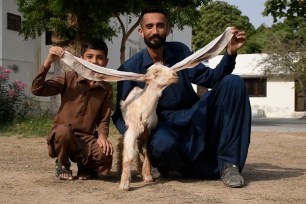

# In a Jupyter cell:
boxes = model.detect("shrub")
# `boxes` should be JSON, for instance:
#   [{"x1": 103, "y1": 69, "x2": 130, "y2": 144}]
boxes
[{"x1": 0, "y1": 66, "x2": 29, "y2": 122}]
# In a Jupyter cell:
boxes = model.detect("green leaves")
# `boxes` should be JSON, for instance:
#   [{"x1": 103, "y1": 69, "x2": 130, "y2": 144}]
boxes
[
  {"x1": 263, "y1": 0, "x2": 306, "y2": 22},
  {"x1": 192, "y1": 1, "x2": 255, "y2": 52}
]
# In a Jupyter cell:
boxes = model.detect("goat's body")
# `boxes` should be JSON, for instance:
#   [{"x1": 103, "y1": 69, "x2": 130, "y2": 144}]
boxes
[{"x1": 118, "y1": 63, "x2": 178, "y2": 191}]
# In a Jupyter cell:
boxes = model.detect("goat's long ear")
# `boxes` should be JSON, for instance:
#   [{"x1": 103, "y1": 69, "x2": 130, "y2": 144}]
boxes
[
  {"x1": 170, "y1": 27, "x2": 233, "y2": 72},
  {"x1": 61, "y1": 51, "x2": 146, "y2": 82}
]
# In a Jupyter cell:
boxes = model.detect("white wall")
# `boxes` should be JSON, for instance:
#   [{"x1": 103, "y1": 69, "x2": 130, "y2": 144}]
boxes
[
  {"x1": 251, "y1": 80, "x2": 295, "y2": 118},
  {"x1": 208, "y1": 54, "x2": 306, "y2": 118},
  {"x1": 1, "y1": 0, "x2": 39, "y2": 97}
]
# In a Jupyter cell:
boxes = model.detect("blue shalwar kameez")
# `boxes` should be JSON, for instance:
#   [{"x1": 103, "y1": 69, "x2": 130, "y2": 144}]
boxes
[{"x1": 112, "y1": 41, "x2": 251, "y2": 179}]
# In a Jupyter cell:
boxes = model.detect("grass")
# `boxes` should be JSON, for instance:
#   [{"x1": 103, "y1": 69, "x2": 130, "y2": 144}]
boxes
[
  {"x1": 0, "y1": 115, "x2": 120, "y2": 138},
  {"x1": 0, "y1": 115, "x2": 53, "y2": 137}
]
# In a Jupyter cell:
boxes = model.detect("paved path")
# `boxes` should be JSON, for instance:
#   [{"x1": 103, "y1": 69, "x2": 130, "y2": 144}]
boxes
[{"x1": 251, "y1": 118, "x2": 306, "y2": 132}]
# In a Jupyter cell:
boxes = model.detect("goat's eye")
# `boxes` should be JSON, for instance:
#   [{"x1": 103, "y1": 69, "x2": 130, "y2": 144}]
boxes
[{"x1": 153, "y1": 70, "x2": 160, "y2": 76}]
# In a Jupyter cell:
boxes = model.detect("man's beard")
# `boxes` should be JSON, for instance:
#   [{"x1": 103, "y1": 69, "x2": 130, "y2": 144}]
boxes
[{"x1": 144, "y1": 34, "x2": 166, "y2": 49}]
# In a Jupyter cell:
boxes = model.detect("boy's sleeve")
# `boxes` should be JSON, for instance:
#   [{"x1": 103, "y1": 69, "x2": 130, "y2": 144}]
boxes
[{"x1": 96, "y1": 86, "x2": 113, "y2": 137}]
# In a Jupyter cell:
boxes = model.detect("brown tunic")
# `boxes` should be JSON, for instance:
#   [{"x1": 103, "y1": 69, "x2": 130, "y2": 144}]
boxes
[
  {"x1": 31, "y1": 65, "x2": 113, "y2": 175},
  {"x1": 31, "y1": 65, "x2": 113, "y2": 137}
]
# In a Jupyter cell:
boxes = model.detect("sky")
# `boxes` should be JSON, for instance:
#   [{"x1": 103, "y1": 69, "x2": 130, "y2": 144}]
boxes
[{"x1": 220, "y1": 0, "x2": 275, "y2": 28}]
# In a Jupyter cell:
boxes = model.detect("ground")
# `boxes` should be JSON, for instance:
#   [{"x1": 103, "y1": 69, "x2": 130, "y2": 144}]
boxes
[{"x1": 0, "y1": 131, "x2": 305, "y2": 204}]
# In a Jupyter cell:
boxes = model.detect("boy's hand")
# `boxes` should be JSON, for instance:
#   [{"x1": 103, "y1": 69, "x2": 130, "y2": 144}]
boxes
[
  {"x1": 97, "y1": 134, "x2": 113, "y2": 156},
  {"x1": 43, "y1": 46, "x2": 65, "y2": 68}
]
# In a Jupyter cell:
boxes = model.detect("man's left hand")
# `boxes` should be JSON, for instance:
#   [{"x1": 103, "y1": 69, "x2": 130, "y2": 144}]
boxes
[{"x1": 227, "y1": 27, "x2": 246, "y2": 55}]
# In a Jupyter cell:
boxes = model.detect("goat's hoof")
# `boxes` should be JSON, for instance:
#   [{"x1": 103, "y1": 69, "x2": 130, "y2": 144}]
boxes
[
  {"x1": 143, "y1": 175, "x2": 153, "y2": 183},
  {"x1": 119, "y1": 181, "x2": 130, "y2": 191}
]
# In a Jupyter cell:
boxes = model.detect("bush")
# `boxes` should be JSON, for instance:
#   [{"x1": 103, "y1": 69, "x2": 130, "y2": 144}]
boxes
[{"x1": 0, "y1": 66, "x2": 29, "y2": 122}]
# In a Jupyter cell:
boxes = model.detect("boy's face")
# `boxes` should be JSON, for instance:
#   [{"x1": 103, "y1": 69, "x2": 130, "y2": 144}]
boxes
[{"x1": 81, "y1": 48, "x2": 108, "y2": 67}]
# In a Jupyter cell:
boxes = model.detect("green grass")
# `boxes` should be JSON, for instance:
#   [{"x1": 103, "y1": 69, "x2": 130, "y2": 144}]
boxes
[
  {"x1": 0, "y1": 115, "x2": 120, "y2": 138},
  {"x1": 0, "y1": 115, "x2": 53, "y2": 137}
]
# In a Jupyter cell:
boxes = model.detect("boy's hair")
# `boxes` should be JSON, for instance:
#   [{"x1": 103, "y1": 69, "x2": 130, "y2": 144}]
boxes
[
  {"x1": 80, "y1": 38, "x2": 108, "y2": 57},
  {"x1": 139, "y1": 7, "x2": 169, "y2": 24}
]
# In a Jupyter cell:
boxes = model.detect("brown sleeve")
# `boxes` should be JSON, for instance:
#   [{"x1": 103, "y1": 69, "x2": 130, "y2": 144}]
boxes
[
  {"x1": 96, "y1": 84, "x2": 113, "y2": 137},
  {"x1": 31, "y1": 64, "x2": 66, "y2": 96}
]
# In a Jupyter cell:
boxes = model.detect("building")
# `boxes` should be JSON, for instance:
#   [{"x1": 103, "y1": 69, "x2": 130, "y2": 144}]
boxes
[{"x1": 209, "y1": 54, "x2": 306, "y2": 118}]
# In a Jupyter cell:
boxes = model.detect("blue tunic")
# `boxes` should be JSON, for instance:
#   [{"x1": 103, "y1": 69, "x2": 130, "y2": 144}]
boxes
[{"x1": 112, "y1": 41, "x2": 251, "y2": 178}]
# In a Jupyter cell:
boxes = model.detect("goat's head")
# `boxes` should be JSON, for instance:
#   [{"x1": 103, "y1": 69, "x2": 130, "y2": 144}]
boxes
[{"x1": 144, "y1": 63, "x2": 178, "y2": 89}]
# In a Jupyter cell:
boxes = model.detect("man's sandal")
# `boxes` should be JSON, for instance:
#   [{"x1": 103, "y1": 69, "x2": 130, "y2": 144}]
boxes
[{"x1": 55, "y1": 160, "x2": 73, "y2": 180}]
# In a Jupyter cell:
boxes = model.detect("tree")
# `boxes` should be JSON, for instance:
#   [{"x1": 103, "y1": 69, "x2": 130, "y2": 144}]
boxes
[
  {"x1": 263, "y1": 0, "x2": 306, "y2": 22},
  {"x1": 192, "y1": 1, "x2": 255, "y2": 53},
  {"x1": 258, "y1": 18, "x2": 306, "y2": 110},
  {"x1": 113, "y1": 0, "x2": 211, "y2": 64},
  {"x1": 17, "y1": 0, "x2": 210, "y2": 64},
  {"x1": 17, "y1": 0, "x2": 210, "y2": 114}
]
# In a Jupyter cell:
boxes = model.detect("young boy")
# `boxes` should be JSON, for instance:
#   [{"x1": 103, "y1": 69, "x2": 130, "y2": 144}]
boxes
[{"x1": 32, "y1": 38, "x2": 113, "y2": 180}]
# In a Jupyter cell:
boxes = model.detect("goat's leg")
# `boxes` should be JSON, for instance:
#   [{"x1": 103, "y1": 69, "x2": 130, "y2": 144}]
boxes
[
  {"x1": 116, "y1": 136, "x2": 124, "y2": 174},
  {"x1": 136, "y1": 138, "x2": 146, "y2": 177},
  {"x1": 141, "y1": 142, "x2": 153, "y2": 182},
  {"x1": 135, "y1": 149, "x2": 143, "y2": 177},
  {"x1": 119, "y1": 129, "x2": 137, "y2": 191}
]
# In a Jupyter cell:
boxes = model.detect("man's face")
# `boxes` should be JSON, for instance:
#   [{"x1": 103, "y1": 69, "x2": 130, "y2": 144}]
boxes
[
  {"x1": 139, "y1": 13, "x2": 170, "y2": 49},
  {"x1": 81, "y1": 49, "x2": 108, "y2": 67}
]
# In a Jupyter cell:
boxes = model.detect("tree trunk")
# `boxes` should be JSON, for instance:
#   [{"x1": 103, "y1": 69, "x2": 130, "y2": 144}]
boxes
[{"x1": 120, "y1": 36, "x2": 127, "y2": 65}]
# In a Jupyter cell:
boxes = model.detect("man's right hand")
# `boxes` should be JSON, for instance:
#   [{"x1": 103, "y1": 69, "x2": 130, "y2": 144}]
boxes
[{"x1": 43, "y1": 46, "x2": 65, "y2": 68}]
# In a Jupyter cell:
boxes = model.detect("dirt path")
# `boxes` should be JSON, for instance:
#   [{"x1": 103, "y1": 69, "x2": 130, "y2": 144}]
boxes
[{"x1": 0, "y1": 131, "x2": 305, "y2": 204}]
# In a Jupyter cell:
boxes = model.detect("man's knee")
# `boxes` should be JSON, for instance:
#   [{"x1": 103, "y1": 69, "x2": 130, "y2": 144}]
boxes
[
  {"x1": 221, "y1": 75, "x2": 245, "y2": 90},
  {"x1": 149, "y1": 132, "x2": 178, "y2": 156}
]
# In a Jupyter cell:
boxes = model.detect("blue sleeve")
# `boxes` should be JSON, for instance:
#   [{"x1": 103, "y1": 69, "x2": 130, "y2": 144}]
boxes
[
  {"x1": 187, "y1": 51, "x2": 237, "y2": 88},
  {"x1": 111, "y1": 81, "x2": 127, "y2": 135}
]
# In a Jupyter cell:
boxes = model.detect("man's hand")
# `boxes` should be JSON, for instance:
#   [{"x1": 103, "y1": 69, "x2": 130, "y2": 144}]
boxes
[
  {"x1": 226, "y1": 27, "x2": 246, "y2": 55},
  {"x1": 43, "y1": 46, "x2": 65, "y2": 68},
  {"x1": 97, "y1": 134, "x2": 113, "y2": 156}
]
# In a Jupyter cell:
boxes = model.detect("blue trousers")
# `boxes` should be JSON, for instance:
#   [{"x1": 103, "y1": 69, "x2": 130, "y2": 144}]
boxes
[{"x1": 147, "y1": 75, "x2": 251, "y2": 179}]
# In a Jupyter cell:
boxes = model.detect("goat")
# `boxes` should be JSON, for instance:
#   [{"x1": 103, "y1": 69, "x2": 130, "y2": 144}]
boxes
[{"x1": 118, "y1": 63, "x2": 178, "y2": 191}]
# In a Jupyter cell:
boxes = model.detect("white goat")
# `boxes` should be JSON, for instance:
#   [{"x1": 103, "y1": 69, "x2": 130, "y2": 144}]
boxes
[{"x1": 118, "y1": 63, "x2": 178, "y2": 191}]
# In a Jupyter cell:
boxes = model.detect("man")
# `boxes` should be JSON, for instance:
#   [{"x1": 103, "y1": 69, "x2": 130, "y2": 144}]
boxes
[
  {"x1": 32, "y1": 38, "x2": 113, "y2": 180},
  {"x1": 112, "y1": 7, "x2": 251, "y2": 188}
]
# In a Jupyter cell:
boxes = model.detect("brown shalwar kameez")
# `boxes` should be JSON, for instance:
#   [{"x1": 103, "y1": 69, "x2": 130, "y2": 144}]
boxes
[{"x1": 32, "y1": 65, "x2": 113, "y2": 175}]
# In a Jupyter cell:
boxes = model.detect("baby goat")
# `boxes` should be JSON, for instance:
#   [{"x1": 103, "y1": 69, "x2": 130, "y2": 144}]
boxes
[{"x1": 119, "y1": 63, "x2": 178, "y2": 191}]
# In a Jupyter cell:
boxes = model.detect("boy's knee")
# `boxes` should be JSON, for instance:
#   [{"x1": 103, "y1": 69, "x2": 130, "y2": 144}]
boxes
[{"x1": 52, "y1": 124, "x2": 75, "y2": 144}]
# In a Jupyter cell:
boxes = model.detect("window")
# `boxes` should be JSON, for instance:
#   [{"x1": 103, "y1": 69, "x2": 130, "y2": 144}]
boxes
[
  {"x1": 295, "y1": 82, "x2": 306, "y2": 111},
  {"x1": 45, "y1": 31, "x2": 53, "y2": 45},
  {"x1": 244, "y1": 77, "x2": 267, "y2": 97},
  {"x1": 7, "y1": 13, "x2": 21, "y2": 31}
]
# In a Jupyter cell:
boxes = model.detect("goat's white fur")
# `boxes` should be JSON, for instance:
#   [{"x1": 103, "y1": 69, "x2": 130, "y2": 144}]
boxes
[{"x1": 118, "y1": 63, "x2": 178, "y2": 191}]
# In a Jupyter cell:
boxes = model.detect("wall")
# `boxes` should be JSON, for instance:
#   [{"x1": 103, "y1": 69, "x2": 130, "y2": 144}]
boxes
[
  {"x1": 209, "y1": 54, "x2": 306, "y2": 118},
  {"x1": 1, "y1": 0, "x2": 38, "y2": 97}
]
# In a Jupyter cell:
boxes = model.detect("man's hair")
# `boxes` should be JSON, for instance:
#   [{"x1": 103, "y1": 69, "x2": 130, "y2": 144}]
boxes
[
  {"x1": 80, "y1": 38, "x2": 108, "y2": 57},
  {"x1": 139, "y1": 7, "x2": 169, "y2": 24}
]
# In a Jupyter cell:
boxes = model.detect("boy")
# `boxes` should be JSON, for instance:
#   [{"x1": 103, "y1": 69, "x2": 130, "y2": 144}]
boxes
[{"x1": 32, "y1": 38, "x2": 113, "y2": 180}]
